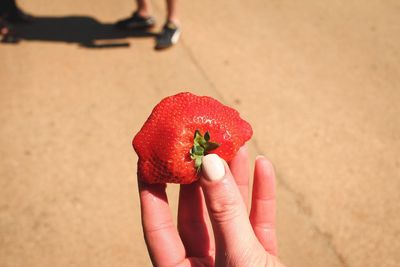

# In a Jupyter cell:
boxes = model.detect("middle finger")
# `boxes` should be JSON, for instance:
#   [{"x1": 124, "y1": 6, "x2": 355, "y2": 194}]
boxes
[{"x1": 178, "y1": 181, "x2": 214, "y2": 257}]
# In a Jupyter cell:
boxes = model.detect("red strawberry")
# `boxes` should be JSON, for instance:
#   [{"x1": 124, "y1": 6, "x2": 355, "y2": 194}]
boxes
[{"x1": 132, "y1": 92, "x2": 252, "y2": 184}]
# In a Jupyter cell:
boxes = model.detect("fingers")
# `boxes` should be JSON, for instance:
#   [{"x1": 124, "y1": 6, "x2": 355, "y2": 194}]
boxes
[
  {"x1": 249, "y1": 156, "x2": 278, "y2": 256},
  {"x1": 138, "y1": 180, "x2": 186, "y2": 266},
  {"x1": 200, "y1": 154, "x2": 261, "y2": 263},
  {"x1": 178, "y1": 182, "x2": 213, "y2": 257},
  {"x1": 229, "y1": 145, "x2": 250, "y2": 208}
]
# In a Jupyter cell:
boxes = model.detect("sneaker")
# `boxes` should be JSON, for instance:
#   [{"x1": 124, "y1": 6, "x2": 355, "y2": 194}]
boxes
[
  {"x1": 155, "y1": 21, "x2": 181, "y2": 49},
  {"x1": 115, "y1": 11, "x2": 155, "y2": 30}
]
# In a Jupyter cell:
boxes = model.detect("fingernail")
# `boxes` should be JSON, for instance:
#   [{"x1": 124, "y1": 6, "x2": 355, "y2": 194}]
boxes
[
  {"x1": 256, "y1": 155, "x2": 265, "y2": 161},
  {"x1": 202, "y1": 154, "x2": 225, "y2": 181}
]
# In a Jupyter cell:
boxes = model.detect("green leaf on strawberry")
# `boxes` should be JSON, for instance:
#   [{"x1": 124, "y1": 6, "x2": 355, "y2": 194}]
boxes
[{"x1": 190, "y1": 130, "x2": 220, "y2": 172}]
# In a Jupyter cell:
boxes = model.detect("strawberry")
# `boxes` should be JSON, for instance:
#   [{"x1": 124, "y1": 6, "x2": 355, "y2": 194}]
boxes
[{"x1": 132, "y1": 92, "x2": 252, "y2": 184}]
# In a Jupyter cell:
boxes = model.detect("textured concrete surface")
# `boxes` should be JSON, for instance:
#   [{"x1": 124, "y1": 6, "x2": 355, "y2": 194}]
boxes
[{"x1": 1, "y1": 0, "x2": 399, "y2": 266}]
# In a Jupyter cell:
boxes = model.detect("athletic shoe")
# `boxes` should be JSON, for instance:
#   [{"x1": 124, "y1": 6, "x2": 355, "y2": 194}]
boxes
[
  {"x1": 155, "y1": 21, "x2": 181, "y2": 49},
  {"x1": 115, "y1": 12, "x2": 155, "y2": 30}
]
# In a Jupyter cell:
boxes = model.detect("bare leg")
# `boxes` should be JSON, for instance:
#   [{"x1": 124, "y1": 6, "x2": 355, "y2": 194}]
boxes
[
  {"x1": 136, "y1": 0, "x2": 152, "y2": 17},
  {"x1": 155, "y1": 0, "x2": 181, "y2": 49},
  {"x1": 166, "y1": 0, "x2": 180, "y2": 25}
]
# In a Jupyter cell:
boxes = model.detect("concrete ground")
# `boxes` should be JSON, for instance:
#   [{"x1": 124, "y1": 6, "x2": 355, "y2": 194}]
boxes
[{"x1": 1, "y1": 0, "x2": 399, "y2": 266}]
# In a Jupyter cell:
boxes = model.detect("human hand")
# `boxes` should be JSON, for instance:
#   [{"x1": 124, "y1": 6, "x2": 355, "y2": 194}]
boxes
[{"x1": 138, "y1": 146, "x2": 286, "y2": 267}]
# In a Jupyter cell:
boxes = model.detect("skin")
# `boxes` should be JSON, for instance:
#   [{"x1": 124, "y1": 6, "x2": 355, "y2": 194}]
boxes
[
  {"x1": 136, "y1": 0, "x2": 180, "y2": 25},
  {"x1": 138, "y1": 146, "x2": 286, "y2": 267}
]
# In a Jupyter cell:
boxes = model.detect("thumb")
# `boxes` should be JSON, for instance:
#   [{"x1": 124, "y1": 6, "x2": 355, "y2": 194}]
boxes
[{"x1": 200, "y1": 154, "x2": 258, "y2": 251}]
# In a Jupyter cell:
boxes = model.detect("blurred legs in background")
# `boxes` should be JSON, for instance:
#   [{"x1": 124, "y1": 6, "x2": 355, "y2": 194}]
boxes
[{"x1": 115, "y1": 0, "x2": 181, "y2": 49}]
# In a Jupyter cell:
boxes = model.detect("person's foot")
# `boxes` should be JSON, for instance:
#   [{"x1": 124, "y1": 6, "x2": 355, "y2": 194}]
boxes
[
  {"x1": 115, "y1": 11, "x2": 155, "y2": 30},
  {"x1": 155, "y1": 21, "x2": 181, "y2": 50}
]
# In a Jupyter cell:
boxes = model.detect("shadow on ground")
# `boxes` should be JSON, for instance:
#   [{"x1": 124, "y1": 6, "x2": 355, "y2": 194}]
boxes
[{"x1": 2, "y1": 15, "x2": 157, "y2": 48}]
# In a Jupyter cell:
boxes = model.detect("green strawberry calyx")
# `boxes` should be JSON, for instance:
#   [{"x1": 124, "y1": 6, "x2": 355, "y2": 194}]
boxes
[{"x1": 190, "y1": 130, "x2": 220, "y2": 172}]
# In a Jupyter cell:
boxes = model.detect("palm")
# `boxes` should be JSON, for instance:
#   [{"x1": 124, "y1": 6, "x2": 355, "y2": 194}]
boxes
[{"x1": 138, "y1": 146, "x2": 277, "y2": 266}]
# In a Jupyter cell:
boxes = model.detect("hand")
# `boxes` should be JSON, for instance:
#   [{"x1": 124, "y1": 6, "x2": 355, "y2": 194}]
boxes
[{"x1": 138, "y1": 146, "x2": 286, "y2": 267}]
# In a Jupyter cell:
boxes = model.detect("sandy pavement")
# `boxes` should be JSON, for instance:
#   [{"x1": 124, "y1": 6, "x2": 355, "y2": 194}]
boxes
[{"x1": 1, "y1": 0, "x2": 400, "y2": 266}]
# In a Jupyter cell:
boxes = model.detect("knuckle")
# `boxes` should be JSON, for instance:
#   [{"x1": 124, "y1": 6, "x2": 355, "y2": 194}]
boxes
[{"x1": 209, "y1": 193, "x2": 242, "y2": 223}]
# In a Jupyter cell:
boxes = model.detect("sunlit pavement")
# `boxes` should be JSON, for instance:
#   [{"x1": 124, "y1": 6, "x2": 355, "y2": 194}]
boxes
[{"x1": 1, "y1": 1, "x2": 399, "y2": 266}]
